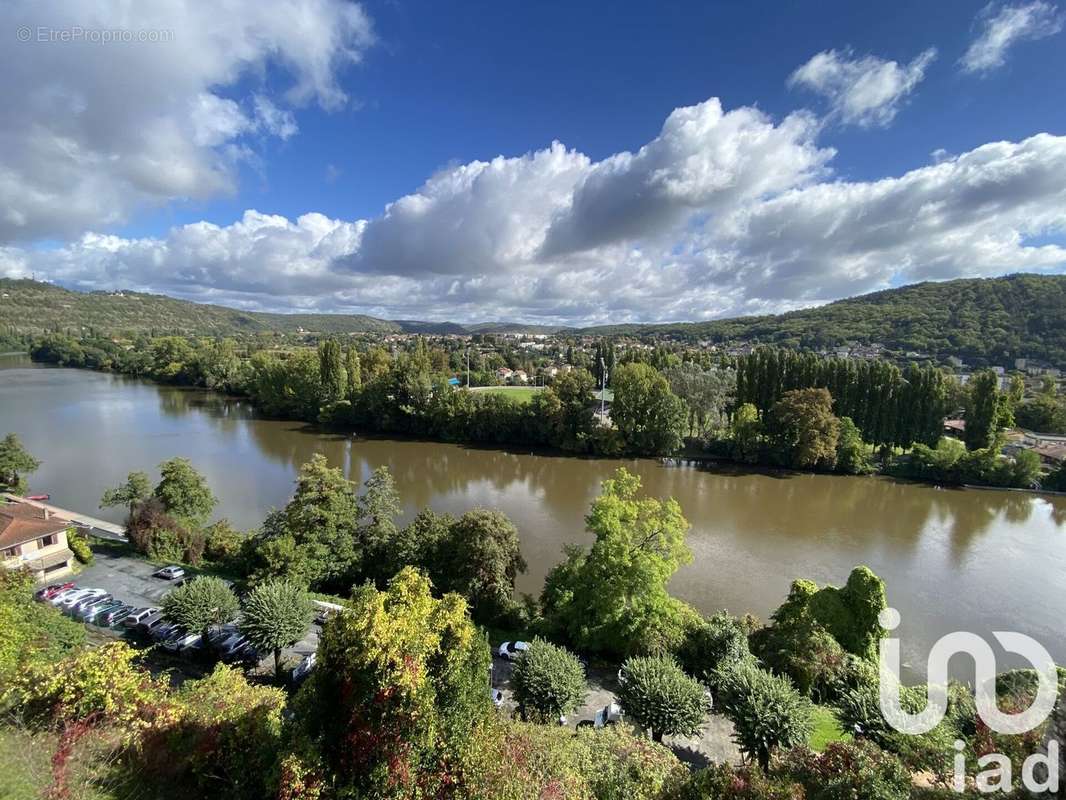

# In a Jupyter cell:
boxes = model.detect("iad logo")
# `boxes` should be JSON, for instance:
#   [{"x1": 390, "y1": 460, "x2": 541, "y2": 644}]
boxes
[{"x1": 878, "y1": 608, "x2": 1060, "y2": 794}]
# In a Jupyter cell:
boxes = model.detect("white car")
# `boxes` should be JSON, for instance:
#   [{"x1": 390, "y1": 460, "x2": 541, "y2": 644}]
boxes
[
  {"x1": 577, "y1": 703, "x2": 623, "y2": 729},
  {"x1": 48, "y1": 587, "x2": 82, "y2": 606},
  {"x1": 497, "y1": 641, "x2": 529, "y2": 661},
  {"x1": 59, "y1": 588, "x2": 105, "y2": 610},
  {"x1": 292, "y1": 652, "x2": 316, "y2": 683},
  {"x1": 153, "y1": 565, "x2": 185, "y2": 580},
  {"x1": 122, "y1": 607, "x2": 160, "y2": 627}
]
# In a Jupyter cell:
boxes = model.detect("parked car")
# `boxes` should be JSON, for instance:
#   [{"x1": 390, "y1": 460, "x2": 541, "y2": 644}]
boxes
[
  {"x1": 48, "y1": 587, "x2": 82, "y2": 606},
  {"x1": 67, "y1": 591, "x2": 110, "y2": 614},
  {"x1": 98, "y1": 604, "x2": 134, "y2": 626},
  {"x1": 58, "y1": 588, "x2": 103, "y2": 609},
  {"x1": 79, "y1": 598, "x2": 120, "y2": 622},
  {"x1": 497, "y1": 641, "x2": 529, "y2": 661},
  {"x1": 164, "y1": 631, "x2": 202, "y2": 652},
  {"x1": 151, "y1": 623, "x2": 180, "y2": 642},
  {"x1": 291, "y1": 653, "x2": 316, "y2": 683},
  {"x1": 122, "y1": 607, "x2": 160, "y2": 627},
  {"x1": 577, "y1": 703, "x2": 623, "y2": 729},
  {"x1": 35, "y1": 581, "x2": 75, "y2": 601},
  {"x1": 137, "y1": 613, "x2": 167, "y2": 634},
  {"x1": 219, "y1": 636, "x2": 250, "y2": 660},
  {"x1": 208, "y1": 623, "x2": 239, "y2": 644},
  {"x1": 153, "y1": 565, "x2": 185, "y2": 580},
  {"x1": 489, "y1": 688, "x2": 504, "y2": 709}
]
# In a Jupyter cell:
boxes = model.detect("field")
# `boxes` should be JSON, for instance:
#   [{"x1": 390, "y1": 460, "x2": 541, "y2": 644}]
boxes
[{"x1": 470, "y1": 386, "x2": 544, "y2": 405}]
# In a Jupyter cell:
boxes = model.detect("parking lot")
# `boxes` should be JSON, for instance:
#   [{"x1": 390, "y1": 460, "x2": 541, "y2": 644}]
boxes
[
  {"x1": 490, "y1": 649, "x2": 741, "y2": 767},
  {"x1": 67, "y1": 548, "x2": 320, "y2": 678}
]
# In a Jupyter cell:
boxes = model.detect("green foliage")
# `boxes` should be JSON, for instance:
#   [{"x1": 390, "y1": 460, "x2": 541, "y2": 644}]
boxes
[
  {"x1": 252, "y1": 455, "x2": 360, "y2": 590},
  {"x1": 616, "y1": 654, "x2": 708, "y2": 742},
  {"x1": 540, "y1": 468, "x2": 692, "y2": 658},
  {"x1": 0, "y1": 432, "x2": 39, "y2": 493},
  {"x1": 730, "y1": 402, "x2": 763, "y2": 463},
  {"x1": 780, "y1": 741, "x2": 911, "y2": 800},
  {"x1": 137, "y1": 664, "x2": 286, "y2": 800},
  {"x1": 965, "y1": 370, "x2": 1001, "y2": 450},
  {"x1": 895, "y1": 435, "x2": 1042, "y2": 489},
  {"x1": 0, "y1": 569, "x2": 85, "y2": 684},
  {"x1": 835, "y1": 416, "x2": 872, "y2": 474},
  {"x1": 715, "y1": 664, "x2": 814, "y2": 771},
  {"x1": 203, "y1": 518, "x2": 245, "y2": 565},
  {"x1": 67, "y1": 527, "x2": 94, "y2": 564},
  {"x1": 610, "y1": 362, "x2": 687, "y2": 455},
  {"x1": 767, "y1": 387, "x2": 840, "y2": 469},
  {"x1": 154, "y1": 457, "x2": 217, "y2": 526},
  {"x1": 161, "y1": 576, "x2": 239, "y2": 638},
  {"x1": 317, "y1": 338, "x2": 345, "y2": 405},
  {"x1": 430, "y1": 508, "x2": 527, "y2": 624},
  {"x1": 239, "y1": 579, "x2": 314, "y2": 679},
  {"x1": 4, "y1": 641, "x2": 161, "y2": 730},
  {"x1": 663, "y1": 362, "x2": 736, "y2": 440},
  {"x1": 676, "y1": 611, "x2": 756, "y2": 688},
  {"x1": 1045, "y1": 460, "x2": 1066, "y2": 491},
  {"x1": 99, "y1": 470, "x2": 152, "y2": 518},
  {"x1": 466, "y1": 720, "x2": 685, "y2": 800},
  {"x1": 295, "y1": 567, "x2": 491, "y2": 799},
  {"x1": 511, "y1": 637, "x2": 587, "y2": 723}
]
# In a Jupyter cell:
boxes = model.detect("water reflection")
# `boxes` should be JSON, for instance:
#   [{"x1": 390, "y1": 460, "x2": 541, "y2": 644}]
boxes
[{"x1": 2, "y1": 356, "x2": 1065, "y2": 675}]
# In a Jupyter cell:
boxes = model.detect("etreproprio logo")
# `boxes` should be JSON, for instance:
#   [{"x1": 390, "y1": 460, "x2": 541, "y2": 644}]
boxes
[{"x1": 878, "y1": 608, "x2": 1060, "y2": 793}]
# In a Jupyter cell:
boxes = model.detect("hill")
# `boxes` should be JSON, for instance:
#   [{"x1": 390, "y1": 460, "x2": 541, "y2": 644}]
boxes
[
  {"x1": 581, "y1": 274, "x2": 1066, "y2": 366},
  {"x1": 3, "y1": 274, "x2": 1066, "y2": 365}
]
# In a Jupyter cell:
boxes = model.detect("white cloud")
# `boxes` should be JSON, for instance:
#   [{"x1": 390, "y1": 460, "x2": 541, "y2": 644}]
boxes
[
  {"x1": 0, "y1": 0, "x2": 373, "y2": 243},
  {"x1": 960, "y1": 1, "x2": 1064, "y2": 74},
  {"x1": 788, "y1": 48, "x2": 937, "y2": 128},
  {"x1": 7, "y1": 100, "x2": 1066, "y2": 325}
]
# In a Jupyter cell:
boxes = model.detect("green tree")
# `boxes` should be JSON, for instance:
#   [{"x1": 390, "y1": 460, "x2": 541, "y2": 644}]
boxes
[
  {"x1": 345, "y1": 347, "x2": 362, "y2": 400},
  {"x1": 616, "y1": 654, "x2": 708, "y2": 743},
  {"x1": 430, "y1": 508, "x2": 527, "y2": 623},
  {"x1": 100, "y1": 470, "x2": 152, "y2": 518},
  {"x1": 677, "y1": 612, "x2": 756, "y2": 688},
  {"x1": 834, "y1": 416, "x2": 871, "y2": 474},
  {"x1": 0, "y1": 433, "x2": 40, "y2": 494},
  {"x1": 154, "y1": 457, "x2": 216, "y2": 526},
  {"x1": 295, "y1": 568, "x2": 490, "y2": 798},
  {"x1": 162, "y1": 576, "x2": 239, "y2": 642},
  {"x1": 318, "y1": 338, "x2": 345, "y2": 405},
  {"x1": 239, "y1": 579, "x2": 315, "y2": 679},
  {"x1": 715, "y1": 664, "x2": 813, "y2": 771},
  {"x1": 730, "y1": 403, "x2": 762, "y2": 463},
  {"x1": 767, "y1": 388, "x2": 840, "y2": 469},
  {"x1": 257, "y1": 455, "x2": 360, "y2": 589},
  {"x1": 965, "y1": 370, "x2": 1001, "y2": 450},
  {"x1": 540, "y1": 468, "x2": 692, "y2": 657},
  {"x1": 610, "y1": 362, "x2": 687, "y2": 455},
  {"x1": 511, "y1": 638, "x2": 587, "y2": 723},
  {"x1": 358, "y1": 465, "x2": 402, "y2": 572}
]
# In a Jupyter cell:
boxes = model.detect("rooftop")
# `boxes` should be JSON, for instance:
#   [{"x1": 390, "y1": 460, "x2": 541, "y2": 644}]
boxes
[{"x1": 0, "y1": 502, "x2": 70, "y2": 549}]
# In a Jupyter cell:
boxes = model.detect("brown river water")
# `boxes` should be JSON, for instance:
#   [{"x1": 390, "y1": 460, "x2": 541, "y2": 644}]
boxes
[{"x1": 2, "y1": 353, "x2": 1064, "y2": 677}]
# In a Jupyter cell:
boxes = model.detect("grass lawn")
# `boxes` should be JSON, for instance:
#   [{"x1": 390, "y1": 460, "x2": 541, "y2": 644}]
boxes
[
  {"x1": 471, "y1": 386, "x2": 544, "y2": 405},
  {"x1": 808, "y1": 705, "x2": 852, "y2": 752}
]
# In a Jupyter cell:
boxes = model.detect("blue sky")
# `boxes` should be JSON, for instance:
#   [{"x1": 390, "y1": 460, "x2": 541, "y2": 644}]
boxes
[{"x1": 2, "y1": 0, "x2": 1066, "y2": 323}]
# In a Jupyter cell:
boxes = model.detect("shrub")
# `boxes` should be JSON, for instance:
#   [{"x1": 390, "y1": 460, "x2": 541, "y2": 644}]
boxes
[
  {"x1": 203, "y1": 519, "x2": 244, "y2": 565},
  {"x1": 512, "y1": 637, "x2": 587, "y2": 723},
  {"x1": 673, "y1": 762, "x2": 800, "y2": 800},
  {"x1": 0, "y1": 568, "x2": 84, "y2": 682},
  {"x1": 781, "y1": 741, "x2": 911, "y2": 800},
  {"x1": 715, "y1": 664, "x2": 814, "y2": 771},
  {"x1": 161, "y1": 576, "x2": 239, "y2": 640},
  {"x1": 616, "y1": 654, "x2": 709, "y2": 743},
  {"x1": 67, "y1": 528, "x2": 94, "y2": 565},
  {"x1": 677, "y1": 611, "x2": 755, "y2": 688}
]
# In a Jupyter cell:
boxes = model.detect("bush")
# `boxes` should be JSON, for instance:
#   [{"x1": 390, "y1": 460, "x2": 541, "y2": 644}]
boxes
[
  {"x1": 67, "y1": 528, "x2": 93, "y2": 565},
  {"x1": 0, "y1": 569, "x2": 85, "y2": 682},
  {"x1": 616, "y1": 654, "x2": 709, "y2": 743},
  {"x1": 715, "y1": 664, "x2": 814, "y2": 771},
  {"x1": 677, "y1": 611, "x2": 755, "y2": 688},
  {"x1": 781, "y1": 741, "x2": 911, "y2": 800},
  {"x1": 512, "y1": 638, "x2": 587, "y2": 723},
  {"x1": 204, "y1": 519, "x2": 244, "y2": 565},
  {"x1": 674, "y1": 762, "x2": 800, "y2": 800}
]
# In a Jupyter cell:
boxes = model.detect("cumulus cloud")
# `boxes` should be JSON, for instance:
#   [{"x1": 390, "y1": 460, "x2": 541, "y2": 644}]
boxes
[
  {"x1": 0, "y1": 0, "x2": 373, "y2": 242},
  {"x1": 6, "y1": 102, "x2": 1066, "y2": 325},
  {"x1": 788, "y1": 48, "x2": 937, "y2": 128},
  {"x1": 960, "y1": 1, "x2": 1064, "y2": 74}
]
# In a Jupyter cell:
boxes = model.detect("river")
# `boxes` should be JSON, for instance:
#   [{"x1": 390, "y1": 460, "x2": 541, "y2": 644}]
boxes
[{"x1": 2, "y1": 353, "x2": 1064, "y2": 676}]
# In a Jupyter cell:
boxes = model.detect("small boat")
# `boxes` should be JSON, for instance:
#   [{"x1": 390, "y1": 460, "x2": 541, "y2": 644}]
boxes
[{"x1": 25, "y1": 493, "x2": 50, "y2": 501}]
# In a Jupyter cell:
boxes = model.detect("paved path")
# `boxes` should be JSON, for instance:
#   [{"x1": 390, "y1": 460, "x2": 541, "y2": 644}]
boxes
[{"x1": 2, "y1": 493, "x2": 127, "y2": 539}]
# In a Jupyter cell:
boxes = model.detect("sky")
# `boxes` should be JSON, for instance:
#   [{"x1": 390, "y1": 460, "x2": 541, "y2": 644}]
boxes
[{"x1": 1, "y1": 0, "x2": 1065, "y2": 325}]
